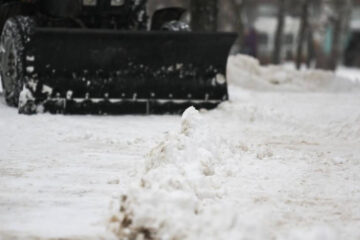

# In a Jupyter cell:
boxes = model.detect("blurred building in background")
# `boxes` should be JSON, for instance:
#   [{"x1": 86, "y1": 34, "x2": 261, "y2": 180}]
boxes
[{"x1": 345, "y1": 0, "x2": 360, "y2": 66}]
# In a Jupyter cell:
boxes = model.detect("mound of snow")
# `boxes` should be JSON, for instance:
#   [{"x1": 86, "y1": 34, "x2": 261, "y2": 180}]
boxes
[
  {"x1": 108, "y1": 107, "x2": 255, "y2": 240},
  {"x1": 107, "y1": 107, "x2": 351, "y2": 240},
  {"x1": 227, "y1": 55, "x2": 360, "y2": 92}
]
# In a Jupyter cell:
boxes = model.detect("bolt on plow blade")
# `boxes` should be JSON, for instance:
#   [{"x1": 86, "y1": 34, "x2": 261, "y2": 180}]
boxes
[{"x1": 24, "y1": 29, "x2": 237, "y2": 114}]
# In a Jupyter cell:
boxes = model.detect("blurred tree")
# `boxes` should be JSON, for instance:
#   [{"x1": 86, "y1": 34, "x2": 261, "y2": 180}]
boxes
[
  {"x1": 312, "y1": 0, "x2": 352, "y2": 70},
  {"x1": 190, "y1": 0, "x2": 218, "y2": 31},
  {"x1": 296, "y1": 0, "x2": 309, "y2": 69},
  {"x1": 306, "y1": 28, "x2": 315, "y2": 68},
  {"x1": 329, "y1": 0, "x2": 352, "y2": 70},
  {"x1": 273, "y1": 0, "x2": 285, "y2": 64},
  {"x1": 218, "y1": 0, "x2": 238, "y2": 32},
  {"x1": 328, "y1": 0, "x2": 342, "y2": 70},
  {"x1": 231, "y1": 0, "x2": 246, "y2": 53}
]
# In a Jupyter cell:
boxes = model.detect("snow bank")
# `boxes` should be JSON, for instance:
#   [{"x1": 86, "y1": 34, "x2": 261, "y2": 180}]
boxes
[
  {"x1": 227, "y1": 55, "x2": 360, "y2": 92},
  {"x1": 336, "y1": 67, "x2": 360, "y2": 83},
  {"x1": 108, "y1": 107, "x2": 254, "y2": 240}
]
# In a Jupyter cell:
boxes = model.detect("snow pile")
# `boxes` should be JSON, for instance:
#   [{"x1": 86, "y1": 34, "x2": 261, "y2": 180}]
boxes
[
  {"x1": 107, "y1": 107, "x2": 354, "y2": 240},
  {"x1": 227, "y1": 55, "x2": 360, "y2": 92},
  {"x1": 108, "y1": 107, "x2": 260, "y2": 240}
]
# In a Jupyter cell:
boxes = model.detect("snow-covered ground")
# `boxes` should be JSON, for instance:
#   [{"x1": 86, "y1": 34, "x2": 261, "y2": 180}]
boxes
[{"x1": 1, "y1": 55, "x2": 360, "y2": 240}]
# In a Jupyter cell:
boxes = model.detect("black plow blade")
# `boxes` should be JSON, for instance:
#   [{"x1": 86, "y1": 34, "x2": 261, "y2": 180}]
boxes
[{"x1": 23, "y1": 28, "x2": 237, "y2": 114}]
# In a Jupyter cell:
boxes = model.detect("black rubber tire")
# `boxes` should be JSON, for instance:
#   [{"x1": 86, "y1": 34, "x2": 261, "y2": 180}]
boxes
[{"x1": 0, "y1": 16, "x2": 33, "y2": 107}]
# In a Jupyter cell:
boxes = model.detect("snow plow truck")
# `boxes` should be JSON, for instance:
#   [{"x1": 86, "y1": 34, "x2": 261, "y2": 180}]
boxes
[{"x1": 0, "y1": 0, "x2": 236, "y2": 114}]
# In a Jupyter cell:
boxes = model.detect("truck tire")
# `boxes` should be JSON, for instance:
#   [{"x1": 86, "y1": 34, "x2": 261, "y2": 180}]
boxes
[{"x1": 0, "y1": 16, "x2": 34, "y2": 107}]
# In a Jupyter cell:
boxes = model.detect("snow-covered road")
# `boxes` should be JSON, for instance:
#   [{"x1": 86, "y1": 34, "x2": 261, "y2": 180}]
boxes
[
  {"x1": 1, "y1": 56, "x2": 360, "y2": 239},
  {"x1": 0, "y1": 102, "x2": 179, "y2": 239}
]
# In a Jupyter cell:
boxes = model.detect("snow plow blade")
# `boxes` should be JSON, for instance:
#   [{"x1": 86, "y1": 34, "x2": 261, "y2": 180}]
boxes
[{"x1": 24, "y1": 28, "x2": 236, "y2": 114}]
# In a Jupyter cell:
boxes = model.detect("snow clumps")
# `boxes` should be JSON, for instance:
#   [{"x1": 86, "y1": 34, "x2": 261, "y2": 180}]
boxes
[{"x1": 108, "y1": 107, "x2": 251, "y2": 240}]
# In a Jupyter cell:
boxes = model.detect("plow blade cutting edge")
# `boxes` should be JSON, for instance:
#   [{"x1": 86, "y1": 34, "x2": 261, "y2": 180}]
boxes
[{"x1": 23, "y1": 29, "x2": 237, "y2": 114}]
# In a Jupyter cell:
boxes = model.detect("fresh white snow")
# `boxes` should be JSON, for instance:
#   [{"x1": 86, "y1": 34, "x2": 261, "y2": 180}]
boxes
[
  {"x1": 1, "y1": 55, "x2": 360, "y2": 240},
  {"x1": 336, "y1": 67, "x2": 360, "y2": 83}
]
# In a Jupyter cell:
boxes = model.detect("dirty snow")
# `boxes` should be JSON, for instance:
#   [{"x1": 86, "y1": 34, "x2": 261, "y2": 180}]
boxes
[{"x1": 1, "y1": 55, "x2": 360, "y2": 240}]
